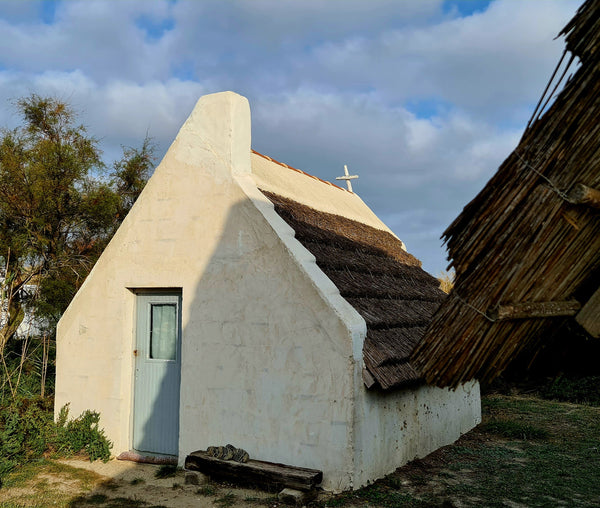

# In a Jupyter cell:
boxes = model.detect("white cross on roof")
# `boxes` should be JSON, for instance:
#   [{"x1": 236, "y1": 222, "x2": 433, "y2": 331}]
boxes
[{"x1": 336, "y1": 165, "x2": 359, "y2": 193}]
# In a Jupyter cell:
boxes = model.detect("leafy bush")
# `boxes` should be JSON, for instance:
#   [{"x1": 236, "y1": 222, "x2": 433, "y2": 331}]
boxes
[
  {"x1": 56, "y1": 404, "x2": 112, "y2": 462},
  {"x1": 0, "y1": 397, "x2": 55, "y2": 470},
  {"x1": 541, "y1": 376, "x2": 600, "y2": 405},
  {"x1": 0, "y1": 397, "x2": 112, "y2": 481}
]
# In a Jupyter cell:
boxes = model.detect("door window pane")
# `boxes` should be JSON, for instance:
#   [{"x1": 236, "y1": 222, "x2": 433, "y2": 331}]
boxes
[{"x1": 150, "y1": 304, "x2": 177, "y2": 360}]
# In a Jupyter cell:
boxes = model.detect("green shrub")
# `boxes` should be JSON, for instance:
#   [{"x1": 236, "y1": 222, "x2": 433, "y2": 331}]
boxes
[
  {"x1": 57, "y1": 405, "x2": 112, "y2": 462},
  {"x1": 0, "y1": 398, "x2": 112, "y2": 482},
  {"x1": 0, "y1": 397, "x2": 55, "y2": 462}
]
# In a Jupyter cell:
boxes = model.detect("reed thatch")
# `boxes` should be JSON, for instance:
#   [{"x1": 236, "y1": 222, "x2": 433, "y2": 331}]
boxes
[
  {"x1": 412, "y1": 0, "x2": 600, "y2": 388},
  {"x1": 261, "y1": 190, "x2": 446, "y2": 390}
]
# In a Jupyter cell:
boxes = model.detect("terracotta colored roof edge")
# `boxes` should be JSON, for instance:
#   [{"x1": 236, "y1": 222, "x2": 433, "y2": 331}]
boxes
[{"x1": 251, "y1": 149, "x2": 348, "y2": 193}]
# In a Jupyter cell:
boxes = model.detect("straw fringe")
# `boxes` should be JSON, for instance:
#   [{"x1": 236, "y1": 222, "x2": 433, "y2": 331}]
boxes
[
  {"x1": 412, "y1": 0, "x2": 600, "y2": 388},
  {"x1": 261, "y1": 190, "x2": 445, "y2": 390}
]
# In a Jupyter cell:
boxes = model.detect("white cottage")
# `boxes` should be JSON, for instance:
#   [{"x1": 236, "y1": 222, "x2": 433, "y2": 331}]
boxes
[{"x1": 55, "y1": 92, "x2": 480, "y2": 491}]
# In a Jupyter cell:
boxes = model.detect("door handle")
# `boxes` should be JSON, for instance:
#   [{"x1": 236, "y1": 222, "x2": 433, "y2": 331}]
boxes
[{"x1": 133, "y1": 349, "x2": 138, "y2": 357}]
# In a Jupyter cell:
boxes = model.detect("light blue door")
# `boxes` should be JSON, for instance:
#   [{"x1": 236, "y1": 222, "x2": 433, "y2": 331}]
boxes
[{"x1": 133, "y1": 292, "x2": 182, "y2": 456}]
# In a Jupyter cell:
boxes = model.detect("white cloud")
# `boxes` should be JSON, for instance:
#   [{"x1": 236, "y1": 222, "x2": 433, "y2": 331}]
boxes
[
  {"x1": 0, "y1": 69, "x2": 207, "y2": 163},
  {"x1": 0, "y1": 1, "x2": 42, "y2": 23},
  {"x1": 312, "y1": 0, "x2": 580, "y2": 122},
  {"x1": 0, "y1": 1, "x2": 175, "y2": 82},
  {"x1": 253, "y1": 89, "x2": 517, "y2": 188},
  {"x1": 0, "y1": 0, "x2": 585, "y2": 273}
]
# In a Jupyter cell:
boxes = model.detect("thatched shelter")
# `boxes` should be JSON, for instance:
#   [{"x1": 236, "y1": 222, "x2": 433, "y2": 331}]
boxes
[{"x1": 412, "y1": 0, "x2": 600, "y2": 388}]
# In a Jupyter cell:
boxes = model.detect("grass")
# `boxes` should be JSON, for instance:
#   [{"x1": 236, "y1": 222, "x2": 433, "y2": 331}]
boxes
[
  {"x1": 320, "y1": 486, "x2": 424, "y2": 507},
  {"x1": 215, "y1": 492, "x2": 237, "y2": 507},
  {"x1": 86, "y1": 494, "x2": 109, "y2": 504},
  {"x1": 479, "y1": 418, "x2": 550, "y2": 440},
  {"x1": 0, "y1": 459, "x2": 101, "y2": 508},
  {"x1": 0, "y1": 459, "x2": 99, "y2": 490},
  {"x1": 318, "y1": 394, "x2": 600, "y2": 507},
  {"x1": 1, "y1": 393, "x2": 598, "y2": 507},
  {"x1": 153, "y1": 464, "x2": 177, "y2": 479},
  {"x1": 541, "y1": 375, "x2": 600, "y2": 405},
  {"x1": 197, "y1": 484, "x2": 217, "y2": 496}
]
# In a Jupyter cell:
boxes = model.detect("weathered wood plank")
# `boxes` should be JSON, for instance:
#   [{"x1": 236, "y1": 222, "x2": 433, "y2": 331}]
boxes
[
  {"x1": 488, "y1": 300, "x2": 581, "y2": 321},
  {"x1": 184, "y1": 451, "x2": 323, "y2": 491},
  {"x1": 362, "y1": 367, "x2": 377, "y2": 389},
  {"x1": 567, "y1": 182, "x2": 600, "y2": 209},
  {"x1": 576, "y1": 286, "x2": 600, "y2": 338}
]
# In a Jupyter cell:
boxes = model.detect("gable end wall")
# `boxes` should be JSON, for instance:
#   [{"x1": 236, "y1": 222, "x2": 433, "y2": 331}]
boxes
[{"x1": 55, "y1": 92, "x2": 360, "y2": 491}]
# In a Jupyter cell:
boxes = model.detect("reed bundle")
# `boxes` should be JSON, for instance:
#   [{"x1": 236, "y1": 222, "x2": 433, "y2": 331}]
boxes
[
  {"x1": 261, "y1": 190, "x2": 446, "y2": 389},
  {"x1": 412, "y1": 0, "x2": 600, "y2": 387}
]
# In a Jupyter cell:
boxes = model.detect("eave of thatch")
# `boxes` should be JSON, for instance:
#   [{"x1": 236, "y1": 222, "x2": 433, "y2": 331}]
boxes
[
  {"x1": 412, "y1": 0, "x2": 600, "y2": 388},
  {"x1": 260, "y1": 191, "x2": 446, "y2": 390}
]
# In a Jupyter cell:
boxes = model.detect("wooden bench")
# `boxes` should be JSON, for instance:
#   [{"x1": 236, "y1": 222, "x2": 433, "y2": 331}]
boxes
[{"x1": 184, "y1": 450, "x2": 323, "y2": 492}]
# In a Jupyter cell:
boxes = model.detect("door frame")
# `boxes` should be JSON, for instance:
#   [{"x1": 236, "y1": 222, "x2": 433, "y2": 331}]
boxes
[{"x1": 130, "y1": 288, "x2": 183, "y2": 458}]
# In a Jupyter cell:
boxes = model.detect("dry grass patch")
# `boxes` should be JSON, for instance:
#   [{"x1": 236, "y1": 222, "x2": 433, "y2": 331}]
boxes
[{"x1": 0, "y1": 460, "x2": 102, "y2": 507}]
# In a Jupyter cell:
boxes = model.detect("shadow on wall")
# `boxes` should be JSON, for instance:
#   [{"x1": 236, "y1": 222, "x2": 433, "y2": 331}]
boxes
[
  {"x1": 127, "y1": 196, "x2": 353, "y2": 476},
  {"x1": 126, "y1": 189, "x2": 450, "y2": 484},
  {"x1": 173, "y1": 197, "x2": 352, "y2": 469}
]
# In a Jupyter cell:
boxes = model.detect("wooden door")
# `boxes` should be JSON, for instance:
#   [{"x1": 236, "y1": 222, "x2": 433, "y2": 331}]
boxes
[{"x1": 133, "y1": 292, "x2": 182, "y2": 456}]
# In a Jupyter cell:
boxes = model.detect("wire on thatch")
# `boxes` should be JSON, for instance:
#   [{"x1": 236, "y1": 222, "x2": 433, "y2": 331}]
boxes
[{"x1": 412, "y1": 0, "x2": 600, "y2": 388}]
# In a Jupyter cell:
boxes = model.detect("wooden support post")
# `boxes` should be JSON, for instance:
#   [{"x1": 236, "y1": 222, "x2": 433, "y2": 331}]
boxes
[
  {"x1": 488, "y1": 300, "x2": 581, "y2": 321},
  {"x1": 576, "y1": 286, "x2": 600, "y2": 338},
  {"x1": 566, "y1": 183, "x2": 600, "y2": 209}
]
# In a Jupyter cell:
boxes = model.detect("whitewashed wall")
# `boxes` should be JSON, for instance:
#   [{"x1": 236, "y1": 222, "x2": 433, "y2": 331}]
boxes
[
  {"x1": 55, "y1": 91, "x2": 481, "y2": 492},
  {"x1": 56, "y1": 92, "x2": 359, "y2": 490},
  {"x1": 352, "y1": 367, "x2": 480, "y2": 489}
]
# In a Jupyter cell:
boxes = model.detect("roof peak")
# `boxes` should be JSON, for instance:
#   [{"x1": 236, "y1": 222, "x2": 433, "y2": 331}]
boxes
[{"x1": 251, "y1": 149, "x2": 347, "y2": 193}]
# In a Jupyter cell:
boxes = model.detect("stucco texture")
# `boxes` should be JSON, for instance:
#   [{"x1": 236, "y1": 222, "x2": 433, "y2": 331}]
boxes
[{"x1": 55, "y1": 92, "x2": 480, "y2": 492}]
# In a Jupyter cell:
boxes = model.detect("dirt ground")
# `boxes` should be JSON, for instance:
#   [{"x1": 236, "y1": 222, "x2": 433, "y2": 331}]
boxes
[
  {"x1": 2, "y1": 394, "x2": 598, "y2": 507},
  {"x1": 66, "y1": 458, "x2": 284, "y2": 507},
  {"x1": 0, "y1": 458, "x2": 282, "y2": 507}
]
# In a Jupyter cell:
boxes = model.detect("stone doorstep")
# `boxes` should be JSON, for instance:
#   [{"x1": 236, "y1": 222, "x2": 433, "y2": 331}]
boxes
[
  {"x1": 278, "y1": 487, "x2": 317, "y2": 506},
  {"x1": 117, "y1": 451, "x2": 178, "y2": 465}
]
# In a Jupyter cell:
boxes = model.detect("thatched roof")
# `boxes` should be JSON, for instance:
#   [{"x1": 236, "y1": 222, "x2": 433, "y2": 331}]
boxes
[
  {"x1": 260, "y1": 190, "x2": 446, "y2": 390},
  {"x1": 412, "y1": 0, "x2": 600, "y2": 388}
]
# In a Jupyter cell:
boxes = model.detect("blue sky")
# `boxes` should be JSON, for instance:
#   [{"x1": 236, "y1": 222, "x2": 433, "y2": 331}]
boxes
[{"x1": 0, "y1": 0, "x2": 581, "y2": 274}]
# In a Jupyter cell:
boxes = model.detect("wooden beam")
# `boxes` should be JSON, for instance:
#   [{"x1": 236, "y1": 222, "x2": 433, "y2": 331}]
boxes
[
  {"x1": 185, "y1": 451, "x2": 323, "y2": 492},
  {"x1": 576, "y1": 286, "x2": 600, "y2": 338},
  {"x1": 566, "y1": 183, "x2": 600, "y2": 209},
  {"x1": 488, "y1": 300, "x2": 581, "y2": 321},
  {"x1": 362, "y1": 368, "x2": 377, "y2": 389}
]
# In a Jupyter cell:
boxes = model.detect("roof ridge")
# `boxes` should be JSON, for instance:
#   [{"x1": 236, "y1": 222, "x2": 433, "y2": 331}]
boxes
[{"x1": 251, "y1": 149, "x2": 348, "y2": 192}]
